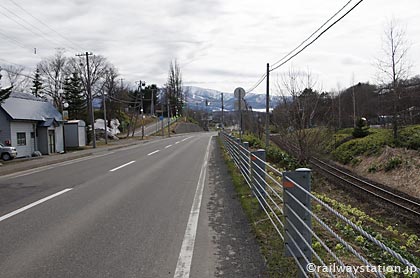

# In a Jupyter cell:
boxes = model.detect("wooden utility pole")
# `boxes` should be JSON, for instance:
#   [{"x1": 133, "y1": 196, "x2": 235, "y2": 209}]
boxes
[
  {"x1": 167, "y1": 97, "x2": 171, "y2": 137},
  {"x1": 265, "y1": 63, "x2": 270, "y2": 149},
  {"x1": 132, "y1": 80, "x2": 145, "y2": 137},
  {"x1": 76, "y1": 52, "x2": 95, "y2": 148},
  {"x1": 221, "y1": 93, "x2": 224, "y2": 129}
]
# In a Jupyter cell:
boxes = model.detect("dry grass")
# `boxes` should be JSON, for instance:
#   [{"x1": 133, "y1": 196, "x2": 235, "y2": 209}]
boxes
[{"x1": 342, "y1": 146, "x2": 420, "y2": 199}]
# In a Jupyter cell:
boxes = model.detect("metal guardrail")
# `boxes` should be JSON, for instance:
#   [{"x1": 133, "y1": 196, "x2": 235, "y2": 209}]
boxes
[{"x1": 219, "y1": 131, "x2": 420, "y2": 278}]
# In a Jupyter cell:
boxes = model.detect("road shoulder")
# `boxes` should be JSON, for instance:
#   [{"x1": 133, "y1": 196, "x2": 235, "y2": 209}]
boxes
[{"x1": 191, "y1": 136, "x2": 267, "y2": 277}]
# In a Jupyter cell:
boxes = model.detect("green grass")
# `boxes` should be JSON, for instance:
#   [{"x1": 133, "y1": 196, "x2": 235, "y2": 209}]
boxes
[
  {"x1": 314, "y1": 192, "x2": 420, "y2": 277},
  {"x1": 332, "y1": 128, "x2": 393, "y2": 164},
  {"x1": 330, "y1": 125, "x2": 420, "y2": 164},
  {"x1": 218, "y1": 137, "x2": 297, "y2": 277},
  {"x1": 398, "y1": 126, "x2": 420, "y2": 150},
  {"x1": 242, "y1": 132, "x2": 298, "y2": 170}
]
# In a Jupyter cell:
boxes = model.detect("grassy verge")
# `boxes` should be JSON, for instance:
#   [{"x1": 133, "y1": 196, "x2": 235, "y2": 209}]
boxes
[
  {"x1": 217, "y1": 136, "x2": 296, "y2": 277},
  {"x1": 220, "y1": 132, "x2": 420, "y2": 277},
  {"x1": 329, "y1": 125, "x2": 420, "y2": 165}
]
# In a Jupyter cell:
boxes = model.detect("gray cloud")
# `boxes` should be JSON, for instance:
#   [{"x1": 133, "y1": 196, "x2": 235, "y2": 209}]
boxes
[{"x1": 1, "y1": 0, "x2": 420, "y2": 93}]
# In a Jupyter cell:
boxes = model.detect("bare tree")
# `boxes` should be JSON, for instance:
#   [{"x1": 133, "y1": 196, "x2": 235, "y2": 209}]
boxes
[
  {"x1": 38, "y1": 49, "x2": 67, "y2": 108},
  {"x1": 102, "y1": 66, "x2": 120, "y2": 125},
  {"x1": 272, "y1": 68, "x2": 332, "y2": 163},
  {"x1": 1, "y1": 65, "x2": 30, "y2": 93},
  {"x1": 376, "y1": 19, "x2": 411, "y2": 141},
  {"x1": 166, "y1": 60, "x2": 183, "y2": 116},
  {"x1": 67, "y1": 55, "x2": 110, "y2": 98},
  {"x1": 0, "y1": 70, "x2": 12, "y2": 104}
]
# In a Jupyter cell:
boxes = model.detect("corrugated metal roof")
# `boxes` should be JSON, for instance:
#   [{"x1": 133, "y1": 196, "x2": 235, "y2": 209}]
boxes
[
  {"x1": 38, "y1": 118, "x2": 59, "y2": 127},
  {"x1": 1, "y1": 96, "x2": 63, "y2": 122}
]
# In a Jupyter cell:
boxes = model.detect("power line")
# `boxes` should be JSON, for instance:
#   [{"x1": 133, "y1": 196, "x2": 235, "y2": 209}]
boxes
[
  {"x1": 270, "y1": 0, "x2": 365, "y2": 73},
  {"x1": 270, "y1": 0, "x2": 355, "y2": 69},
  {"x1": 246, "y1": 73, "x2": 267, "y2": 93},
  {"x1": 246, "y1": 0, "x2": 364, "y2": 94},
  {"x1": 0, "y1": 4, "x2": 76, "y2": 52},
  {"x1": 0, "y1": 30, "x2": 31, "y2": 51},
  {"x1": 7, "y1": 0, "x2": 83, "y2": 51},
  {"x1": 0, "y1": 66, "x2": 34, "y2": 80},
  {"x1": 0, "y1": 58, "x2": 30, "y2": 69}
]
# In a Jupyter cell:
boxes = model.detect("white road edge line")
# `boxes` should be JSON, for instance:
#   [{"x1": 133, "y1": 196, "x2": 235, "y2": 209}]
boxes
[
  {"x1": 0, "y1": 152, "x2": 114, "y2": 180},
  {"x1": 147, "y1": 150, "x2": 160, "y2": 156},
  {"x1": 109, "y1": 161, "x2": 136, "y2": 172},
  {"x1": 173, "y1": 136, "x2": 212, "y2": 278},
  {"x1": 0, "y1": 188, "x2": 73, "y2": 222},
  {"x1": 165, "y1": 144, "x2": 173, "y2": 149}
]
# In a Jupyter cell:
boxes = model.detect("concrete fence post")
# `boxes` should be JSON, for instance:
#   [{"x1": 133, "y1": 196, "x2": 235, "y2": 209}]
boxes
[
  {"x1": 251, "y1": 149, "x2": 266, "y2": 205},
  {"x1": 283, "y1": 168, "x2": 312, "y2": 278}
]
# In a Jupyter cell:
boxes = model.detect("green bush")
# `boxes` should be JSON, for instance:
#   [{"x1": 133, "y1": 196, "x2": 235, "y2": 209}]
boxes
[
  {"x1": 368, "y1": 164, "x2": 378, "y2": 173},
  {"x1": 398, "y1": 125, "x2": 420, "y2": 150},
  {"x1": 242, "y1": 133, "x2": 264, "y2": 149},
  {"x1": 332, "y1": 129, "x2": 392, "y2": 164},
  {"x1": 266, "y1": 146, "x2": 297, "y2": 169},
  {"x1": 384, "y1": 157, "x2": 403, "y2": 172},
  {"x1": 352, "y1": 118, "x2": 370, "y2": 138}
]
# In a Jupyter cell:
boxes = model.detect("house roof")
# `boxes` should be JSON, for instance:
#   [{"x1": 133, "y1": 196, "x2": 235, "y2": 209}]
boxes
[
  {"x1": 38, "y1": 118, "x2": 59, "y2": 127},
  {"x1": 1, "y1": 95, "x2": 63, "y2": 122}
]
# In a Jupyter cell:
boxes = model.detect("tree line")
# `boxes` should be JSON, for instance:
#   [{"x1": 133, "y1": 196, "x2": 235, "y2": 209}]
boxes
[
  {"x1": 258, "y1": 20, "x2": 419, "y2": 163},
  {"x1": 0, "y1": 50, "x2": 184, "y2": 141}
]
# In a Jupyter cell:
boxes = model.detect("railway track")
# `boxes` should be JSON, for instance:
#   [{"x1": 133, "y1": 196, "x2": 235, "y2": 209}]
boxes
[
  {"x1": 270, "y1": 136, "x2": 420, "y2": 219},
  {"x1": 310, "y1": 157, "x2": 420, "y2": 218}
]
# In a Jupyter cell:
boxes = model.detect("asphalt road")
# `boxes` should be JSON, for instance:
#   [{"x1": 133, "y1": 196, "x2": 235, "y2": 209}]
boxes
[{"x1": 0, "y1": 132, "x2": 266, "y2": 278}]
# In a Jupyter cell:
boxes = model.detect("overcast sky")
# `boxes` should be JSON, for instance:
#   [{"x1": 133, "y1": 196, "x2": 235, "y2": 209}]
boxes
[{"x1": 1, "y1": 0, "x2": 419, "y2": 94}]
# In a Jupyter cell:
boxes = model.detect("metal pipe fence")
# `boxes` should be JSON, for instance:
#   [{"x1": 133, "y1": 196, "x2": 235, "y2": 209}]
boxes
[{"x1": 219, "y1": 131, "x2": 420, "y2": 278}]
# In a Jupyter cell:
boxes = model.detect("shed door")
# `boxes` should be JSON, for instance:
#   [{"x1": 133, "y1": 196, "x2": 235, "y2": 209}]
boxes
[{"x1": 48, "y1": 130, "x2": 55, "y2": 153}]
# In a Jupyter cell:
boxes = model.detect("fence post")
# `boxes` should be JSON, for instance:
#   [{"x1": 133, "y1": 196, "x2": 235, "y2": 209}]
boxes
[
  {"x1": 242, "y1": 142, "x2": 249, "y2": 179},
  {"x1": 283, "y1": 168, "x2": 312, "y2": 278},
  {"x1": 251, "y1": 149, "x2": 266, "y2": 204}
]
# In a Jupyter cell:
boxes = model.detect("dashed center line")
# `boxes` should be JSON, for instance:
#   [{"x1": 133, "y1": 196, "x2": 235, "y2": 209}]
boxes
[
  {"x1": 181, "y1": 136, "x2": 192, "y2": 142},
  {"x1": 175, "y1": 141, "x2": 180, "y2": 144},
  {"x1": 109, "y1": 161, "x2": 136, "y2": 172},
  {"x1": 147, "y1": 150, "x2": 160, "y2": 156},
  {"x1": 165, "y1": 144, "x2": 173, "y2": 149}
]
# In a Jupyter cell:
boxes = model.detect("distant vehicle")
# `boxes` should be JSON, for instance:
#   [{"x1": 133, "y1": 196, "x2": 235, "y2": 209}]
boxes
[{"x1": 0, "y1": 143, "x2": 17, "y2": 161}]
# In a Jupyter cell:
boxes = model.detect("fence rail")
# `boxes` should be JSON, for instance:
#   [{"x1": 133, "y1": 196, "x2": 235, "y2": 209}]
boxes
[{"x1": 219, "y1": 131, "x2": 420, "y2": 278}]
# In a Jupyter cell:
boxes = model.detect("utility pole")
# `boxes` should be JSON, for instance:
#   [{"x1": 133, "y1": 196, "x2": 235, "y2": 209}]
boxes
[
  {"x1": 167, "y1": 97, "x2": 171, "y2": 137},
  {"x1": 160, "y1": 90, "x2": 164, "y2": 136},
  {"x1": 151, "y1": 89, "x2": 154, "y2": 116},
  {"x1": 265, "y1": 63, "x2": 270, "y2": 149},
  {"x1": 239, "y1": 95, "x2": 242, "y2": 140},
  {"x1": 338, "y1": 89, "x2": 342, "y2": 129},
  {"x1": 102, "y1": 89, "x2": 108, "y2": 144},
  {"x1": 221, "y1": 93, "x2": 224, "y2": 130},
  {"x1": 141, "y1": 90, "x2": 145, "y2": 139},
  {"x1": 352, "y1": 74, "x2": 356, "y2": 128},
  {"x1": 132, "y1": 80, "x2": 145, "y2": 137},
  {"x1": 76, "y1": 52, "x2": 95, "y2": 148}
]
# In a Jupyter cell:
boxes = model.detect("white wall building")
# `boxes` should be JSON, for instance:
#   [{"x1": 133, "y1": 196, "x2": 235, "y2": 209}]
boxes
[{"x1": 0, "y1": 93, "x2": 64, "y2": 158}]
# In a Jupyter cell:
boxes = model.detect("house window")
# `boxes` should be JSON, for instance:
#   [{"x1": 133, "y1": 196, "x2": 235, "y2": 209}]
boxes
[{"x1": 17, "y1": 132, "x2": 26, "y2": 146}]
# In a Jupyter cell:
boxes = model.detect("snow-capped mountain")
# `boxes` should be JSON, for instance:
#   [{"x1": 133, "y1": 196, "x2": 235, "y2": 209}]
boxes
[{"x1": 183, "y1": 86, "x2": 279, "y2": 111}]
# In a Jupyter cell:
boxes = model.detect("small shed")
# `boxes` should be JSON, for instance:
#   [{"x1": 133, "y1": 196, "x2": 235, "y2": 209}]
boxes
[
  {"x1": 64, "y1": 120, "x2": 86, "y2": 148},
  {"x1": 0, "y1": 94, "x2": 64, "y2": 157}
]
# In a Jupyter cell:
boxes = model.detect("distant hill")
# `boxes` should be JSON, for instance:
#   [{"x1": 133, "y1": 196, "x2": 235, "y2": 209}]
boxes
[{"x1": 183, "y1": 86, "x2": 280, "y2": 111}]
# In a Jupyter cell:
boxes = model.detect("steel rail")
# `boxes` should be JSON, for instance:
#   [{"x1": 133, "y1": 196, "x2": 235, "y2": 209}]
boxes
[{"x1": 310, "y1": 157, "x2": 420, "y2": 217}]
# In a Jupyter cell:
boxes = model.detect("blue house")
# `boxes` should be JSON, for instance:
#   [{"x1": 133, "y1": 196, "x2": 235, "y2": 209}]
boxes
[{"x1": 0, "y1": 93, "x2": 64, "y2": 158}]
